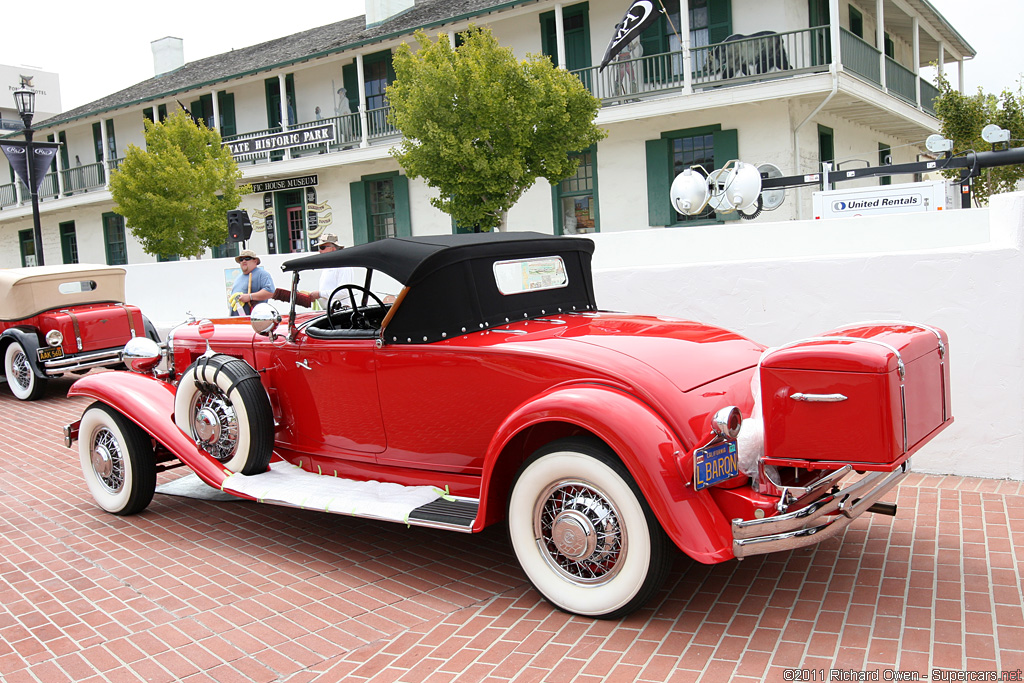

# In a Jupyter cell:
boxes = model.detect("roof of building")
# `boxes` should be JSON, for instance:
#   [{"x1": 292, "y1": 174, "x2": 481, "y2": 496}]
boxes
[{"x1": 36, "y1": 0, "x2": 534, "y2": 131}]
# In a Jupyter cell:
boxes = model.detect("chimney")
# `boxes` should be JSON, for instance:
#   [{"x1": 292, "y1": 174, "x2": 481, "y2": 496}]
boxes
[
  {"x1": 365, "y1": 0, "x2": 415, "y2": 28},
  {"x1": 151, "y1": 37, "x2": 184, "y2": 77}
]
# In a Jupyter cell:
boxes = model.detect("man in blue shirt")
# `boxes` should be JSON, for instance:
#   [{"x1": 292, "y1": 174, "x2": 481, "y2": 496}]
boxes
[{"x1": 229, "y1": 250, "x2": 275, "y2": 316}]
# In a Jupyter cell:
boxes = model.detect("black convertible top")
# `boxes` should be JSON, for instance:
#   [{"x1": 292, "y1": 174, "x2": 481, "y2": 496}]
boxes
[
  {"x1": 282, "y1": 232, "x2": 598, "y2": 344},
  {"x1": 282, "y1": 231, "x2": 593, "y2": 284}
]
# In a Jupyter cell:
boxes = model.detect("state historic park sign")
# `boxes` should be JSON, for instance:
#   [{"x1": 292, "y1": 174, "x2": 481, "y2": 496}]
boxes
[{"x1": 227, "y1": 123, "x2": 334, "y2": 157}]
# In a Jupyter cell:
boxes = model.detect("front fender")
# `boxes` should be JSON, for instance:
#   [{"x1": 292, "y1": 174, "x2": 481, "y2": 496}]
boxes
[
  {"x1": 479, "y1": 383, "x2": 735, "y2": 564},
  {"x1": 68, "y1": 371, "x2": 234, "y2": 491},
  {"x1": 1, "y1": 328, "x2": 46, "y2": 380}
]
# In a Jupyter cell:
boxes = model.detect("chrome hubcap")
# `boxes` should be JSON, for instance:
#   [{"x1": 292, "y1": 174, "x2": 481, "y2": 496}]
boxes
[
  {"x1": 11, "y1": 350, "x2": 31, "y2": 389},
  {"x1": 535, "y1": 481, "x2": 625, "y2": 585},
  {"x1": 190, "y1": 391, "x2": 238, "y2": 462},
  {"x1": 91, "y1": 428, "x2": 124, "y2": 493}
]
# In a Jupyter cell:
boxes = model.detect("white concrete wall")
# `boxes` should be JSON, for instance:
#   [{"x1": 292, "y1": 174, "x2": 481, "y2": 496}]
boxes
[{"x1": 120, "y1": 192, "x2": 1024, "y2": 481}]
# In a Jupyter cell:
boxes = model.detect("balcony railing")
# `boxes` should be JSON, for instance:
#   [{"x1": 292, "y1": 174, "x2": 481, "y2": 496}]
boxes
[{"x1": 839, "y1": 29, "x2": 881, "y2": 85}]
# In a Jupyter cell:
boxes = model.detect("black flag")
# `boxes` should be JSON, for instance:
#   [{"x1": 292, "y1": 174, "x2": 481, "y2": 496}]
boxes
[
  {"x1": 599, "y1": 0, "x2": 661, "y2": 71},
  {"x1": 0, "y1": 141, "x2": 60, "y2": 194}
]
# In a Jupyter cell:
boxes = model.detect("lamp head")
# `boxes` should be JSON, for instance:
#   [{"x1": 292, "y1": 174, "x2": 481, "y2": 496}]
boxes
[
  {"x1": 13, "y1": 87, "x2": 35, "y2": 118},
  {"x1": 670, "y1": 168, "x2": 710, "y2": 215}
]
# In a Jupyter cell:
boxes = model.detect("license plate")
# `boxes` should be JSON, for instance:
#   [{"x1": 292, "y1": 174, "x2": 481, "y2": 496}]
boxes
[
  {"x1": 694, "y1": 440, "x2": 739, "y2": 490},
  {"x1": 37, "y1": 346, "x2": 64, "y2": 361}
]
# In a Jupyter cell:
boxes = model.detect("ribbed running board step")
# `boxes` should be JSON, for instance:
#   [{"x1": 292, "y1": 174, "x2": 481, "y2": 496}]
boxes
[{"x1": 408, "y1": 498, "x2": 479, "y2": 531}]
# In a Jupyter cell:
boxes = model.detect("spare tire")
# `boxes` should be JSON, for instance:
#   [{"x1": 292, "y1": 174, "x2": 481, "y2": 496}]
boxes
[{"x1": 174, "y1": 354, "x2": 273, "y2": 475}]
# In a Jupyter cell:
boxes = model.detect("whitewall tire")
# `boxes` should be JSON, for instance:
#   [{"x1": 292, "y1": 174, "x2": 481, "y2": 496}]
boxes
[
  {"x1": 507, "y1": 437, "x2": 672, "y2": 619},
  {"x1": 79, "y1": 402, "x2": 156, "y2": 515},
  {"x1": 174, "y1": 354, "x2": 273, "y2": 475},
  {"x1": 4, "y1": 340, "x2": 46, "y2": 401}
]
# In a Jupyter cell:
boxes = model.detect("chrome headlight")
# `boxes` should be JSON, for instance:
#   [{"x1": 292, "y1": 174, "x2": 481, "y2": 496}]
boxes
[
  {"x1": 711, "y1": 406, "x2": 743, "y2": 440},
  {"x1": 45, "y1": 330, "x2": 63, "y2": 347},
  {"x1": 123, "y1": 337, "x2": 163, "y2": 374},
  {"x1": 251, "y1": 303, "x2": 281, "y2": 337}
]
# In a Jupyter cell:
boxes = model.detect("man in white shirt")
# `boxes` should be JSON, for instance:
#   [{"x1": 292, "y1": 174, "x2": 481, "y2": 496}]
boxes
[{"x1": 307, "y1": 233, "x2": 359, "y2": 306}]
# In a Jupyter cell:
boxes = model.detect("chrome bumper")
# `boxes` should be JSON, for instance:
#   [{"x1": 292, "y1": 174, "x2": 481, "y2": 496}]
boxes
[
  {"x1": 42, "y1": 348, "x2": 123, "y2": 376},
  {"x1": 732, "y1": 460, "x2": 910, "y2": 559}
]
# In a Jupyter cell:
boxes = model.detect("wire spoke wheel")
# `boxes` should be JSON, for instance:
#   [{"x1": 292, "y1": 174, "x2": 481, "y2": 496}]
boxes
[
  {"x1": 188, "y1": 388, "x2": 240, "y2": 463},
  {"x1": 536, "y1": 480, "x2": 625, "y2": 585}
]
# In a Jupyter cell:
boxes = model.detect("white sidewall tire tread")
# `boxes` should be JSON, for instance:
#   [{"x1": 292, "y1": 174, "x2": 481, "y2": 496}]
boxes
[
  {"x1": 79, "y1": 402, "x2": 156, "y2": 515},
  {"x1": 508, "y1": 438, "x2": 670, "y2": 619},
  {"x1": 5, "y1": 341, "x2": 44, "y2": 401},
  {"x1": 173, "y1": 355, "x2": 272, "y2": 475}
]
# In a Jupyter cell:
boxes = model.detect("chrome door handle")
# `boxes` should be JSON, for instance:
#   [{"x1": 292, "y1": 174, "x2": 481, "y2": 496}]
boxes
[{"x1": 790, "y1": 392, "x2": 848, "y2": 402}]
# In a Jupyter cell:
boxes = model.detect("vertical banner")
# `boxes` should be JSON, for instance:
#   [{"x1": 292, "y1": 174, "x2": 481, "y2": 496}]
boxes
[
  {"x1": 263, "y1": 193, "x2": 277, "y2": 254},
  {"x1": 305, "y1": 187, "x2": 318, "y2": 250},
  {"x1": 0, "y1": 141, "x2": 60, "y2": 193}
]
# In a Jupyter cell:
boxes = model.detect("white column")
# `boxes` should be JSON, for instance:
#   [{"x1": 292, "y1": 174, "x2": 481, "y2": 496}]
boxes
[
  {"x1": 554, "y1": 4, "x2": 566, "y2": 68},
  {"x1": 829, "y1": 0, "x2": 842, "y2": 72},
  {"x1": 958, "y1": 59, "x2": 965, "y2": 94},
  {"x1": 876, "y1": 0, "x2": 886, "y2": 89},
  {"x1": 211, "y1": 90, "x2": 221, "y2": 134},
  {"x1": 356, "y1": 54, "x2": 369, "y2": 148},
  {"x1": 678, "y1": 2, "x2": 692, "y2": 95},
  {"x1": 937, "y1": 43, "x2": 945, "y2": 83},
  {"x1": 278, "y1": 74, "x2": 290, "y2": 160},
  {"x1": 912, "y1": 17, "x2": 921, "y2": 108},
  {"x1": 55, "y1": 138, "x2": 65, "y2": 197},
  {"x1": 100, "y1": 120, "x2": 110, "y2": 189}
]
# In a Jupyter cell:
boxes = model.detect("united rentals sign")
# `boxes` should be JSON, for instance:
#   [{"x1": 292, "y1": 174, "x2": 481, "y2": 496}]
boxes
[{"x1": 227, "y1": 123, "x2": 335, "y2": 157}]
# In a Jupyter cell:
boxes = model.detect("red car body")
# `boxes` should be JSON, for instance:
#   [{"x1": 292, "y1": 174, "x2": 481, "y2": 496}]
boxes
[
  {"x1": 65, "y1": 233, "x2": 952, "y2": 618},
  {"x1": 1, "y1": 264, "x2": 156, "y2": 400}
]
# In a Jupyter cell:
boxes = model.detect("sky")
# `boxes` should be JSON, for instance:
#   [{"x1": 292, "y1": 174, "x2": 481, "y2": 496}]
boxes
[{"x1": 0, "y1": 0, "x2": 1020, "y2": 113}]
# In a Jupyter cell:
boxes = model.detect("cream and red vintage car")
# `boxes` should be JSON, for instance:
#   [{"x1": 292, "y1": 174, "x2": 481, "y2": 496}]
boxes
[
  {"x1": 64, "y1": 233, "x2": 952, "y2": 618},
  {"x1": 1, "y1": 264, "x2": 159, "y2": 401}
]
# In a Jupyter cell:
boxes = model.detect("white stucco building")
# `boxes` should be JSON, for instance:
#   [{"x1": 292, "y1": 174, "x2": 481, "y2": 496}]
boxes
[{"x1": 0, "y1": 0, "x2": 974, "y2": 267}]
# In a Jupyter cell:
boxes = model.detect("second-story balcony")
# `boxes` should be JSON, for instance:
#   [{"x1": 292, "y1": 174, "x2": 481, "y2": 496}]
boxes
[{"x1": 573, "y1": 26, "x2": 940, "y2": 115}]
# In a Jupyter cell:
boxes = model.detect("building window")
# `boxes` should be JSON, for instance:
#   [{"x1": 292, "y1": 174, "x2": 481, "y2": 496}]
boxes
[
  {"x1": 19, "y1": 229, "x2": 36, "y2": 267},
  {"x1": 59, "y1": 221, "x2": 78, "y2": 264},
  {"x1": 213, "y1": 240, "x2": 240, "y2": 260},
  {"x1": 102, "y1": 212, "x2": 128, "y2": 265},
  {"x1": 849, "y1": 6, "x2": 864, "y2": 39},
  {"x1": 818, "y1": 124, "x2": 835, "y2": 188},
  {"x1": 644, "y1": 125, "x2": 738, "y2": 226},
  {"x1": 554, "y1": 148, "x2": 599, "y2": 234},
  {"x1": 350, "y1": 172, "x2": 411, "y2": 245},
  {"x1": 878, "y1": 143, "x2": 892, "y2": 186}
]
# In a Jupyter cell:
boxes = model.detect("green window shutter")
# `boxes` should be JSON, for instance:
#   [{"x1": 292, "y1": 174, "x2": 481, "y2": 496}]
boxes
[
  {"x1": 342, "y1": 62, "x2": 360, "y2": 113},
  {"x1": 92, "y1": 122, "x2": 103, "y2": 162},
  {"x1": 540, "y1": 11, "x2": 556, "y2": 64},
  {"x1": 708, "y1": 0, "x2": 733, "y2": 44},
  {"x1": 350, "y1": 181, "x2": 369, "y2": 245},
  {"x1": 265, "y1": 77, "x2": 281, "y2": 127},
  {"x1": 190, "y1": 98, "x2": 204, "y2": 125},
  {"x1": 393, "y1": 174, "x2": 412, "y2": 237},
  {"x1": 218, "y1": 92, "x2": 236, "y2": 136},
  {"x1": 713, "y1": 128, "x2": 740, "y2": 222},
  {"x1": 645, "y1": 138, "x2": 672, "y2": 227},
  {"x1": 640, "y1": 13, "x2": 668, "y2": 56}
]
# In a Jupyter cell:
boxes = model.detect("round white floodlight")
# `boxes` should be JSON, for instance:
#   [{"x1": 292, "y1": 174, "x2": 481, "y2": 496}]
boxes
[
  {"x1": 756, "y1": 162, "x2": 786, "y2": 211},
  {"x1": 707, "y1": 161, "x2": 763, "y2": 213},
  {"x1": 981, "y1": 124, "x2": 1010, "y2": 144},
  {"x1": 925, "y1": 134, "x2": 953, "y2": 154},
  {"x1": 670, "y1": 168, "x2": 710, "y2": 215}
]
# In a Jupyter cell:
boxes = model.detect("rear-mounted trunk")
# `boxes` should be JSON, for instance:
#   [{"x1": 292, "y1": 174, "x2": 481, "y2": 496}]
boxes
[{"x1": 759, "y1": 322, "x2": 952, "y2": 472}]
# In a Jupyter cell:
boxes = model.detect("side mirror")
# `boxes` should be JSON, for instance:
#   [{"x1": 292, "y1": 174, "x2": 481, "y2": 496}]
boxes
[
  {"x1": 123, "y1": 337, "x2": 163, "y2": 374},
  {"x1": 251, "y1": 303, "x2": 282, "y2": 338}
]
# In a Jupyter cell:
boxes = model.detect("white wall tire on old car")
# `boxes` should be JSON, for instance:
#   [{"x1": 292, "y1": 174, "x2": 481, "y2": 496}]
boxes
[
  {"x1": 4, "y1": 340, "x2": 46, "y2": 401},
  {"x1": 174, "y1": 354, "x2": 272, "y2": 475},
  {"x1": 507, "y1": 438, "x2": 672, "y2": 619},
  {"x1": 79, "y1": 402, "x2": 156, "y2": 516}
]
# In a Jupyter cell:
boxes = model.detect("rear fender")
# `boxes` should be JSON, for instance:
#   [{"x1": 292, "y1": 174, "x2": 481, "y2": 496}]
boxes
[
  {"x1": 479, "y1": 383, "x2": 735, "y2": 564},
  {"x1": 1, "y1": 328, "x2": 46, "y2": 380},
  {"x1": 68, "y1": 372, "x2": 236, "y2": 491}
]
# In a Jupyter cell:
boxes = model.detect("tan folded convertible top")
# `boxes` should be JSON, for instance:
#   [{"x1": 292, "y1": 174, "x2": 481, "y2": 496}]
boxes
[{"x1": 0, "y1": 264, "x2": 127, "y2": 321}]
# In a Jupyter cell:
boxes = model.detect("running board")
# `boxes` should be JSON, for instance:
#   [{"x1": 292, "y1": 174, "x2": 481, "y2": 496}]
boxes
[{"x1": 213, "y1": 460, "x2": 479, "y2": 532}]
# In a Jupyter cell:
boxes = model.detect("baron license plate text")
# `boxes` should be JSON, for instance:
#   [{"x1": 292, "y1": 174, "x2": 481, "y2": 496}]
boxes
[{"x1": 694, "y1": 441, "x2": 739, "y2": 490}]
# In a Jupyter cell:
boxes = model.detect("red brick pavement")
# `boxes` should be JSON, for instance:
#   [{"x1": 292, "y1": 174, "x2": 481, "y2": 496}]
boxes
[{"x1": 1, "y1": 376, "x2": 1022, "y2": 682}]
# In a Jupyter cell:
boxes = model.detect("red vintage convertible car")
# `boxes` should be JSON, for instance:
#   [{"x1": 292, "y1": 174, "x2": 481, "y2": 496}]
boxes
[
  {"x1": 64, "y1": 232, "x2": 952, "y2": 618},
  {"x1": 1, "y1": 264, "x2": 158, "y2": 401}
]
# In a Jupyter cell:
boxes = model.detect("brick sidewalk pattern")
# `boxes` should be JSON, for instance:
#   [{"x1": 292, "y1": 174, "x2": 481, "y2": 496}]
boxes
[{"x1": 1, "y1": 377, "x2": 1022, "y2": 682}]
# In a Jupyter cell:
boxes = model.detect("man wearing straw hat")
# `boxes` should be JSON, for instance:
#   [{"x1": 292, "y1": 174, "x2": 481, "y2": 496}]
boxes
[{"x1": 228, "y1": 250, "x2": 275, "y2": 315}]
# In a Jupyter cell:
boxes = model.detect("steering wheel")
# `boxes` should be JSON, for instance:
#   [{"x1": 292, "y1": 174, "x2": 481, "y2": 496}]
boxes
[{"x1": 326, "y1": 284, "x2": 386, "y2": 330}]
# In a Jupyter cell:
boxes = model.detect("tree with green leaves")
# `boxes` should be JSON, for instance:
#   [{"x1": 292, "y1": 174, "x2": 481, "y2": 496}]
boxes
[
  {"x1": 109, "y1": 109, "x2": 248, "y2": 258},
  {"x1": 932, "y1": 75, "x2": 1024, "y2": 204},
  {"x1": 387, "y1": 26, "x2": 606, "y2": 231}
]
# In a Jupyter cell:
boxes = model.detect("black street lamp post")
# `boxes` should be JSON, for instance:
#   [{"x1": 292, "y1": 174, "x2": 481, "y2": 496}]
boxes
[{"x1": 13, "y1": 87, "x2": 44, "y2": 266}]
